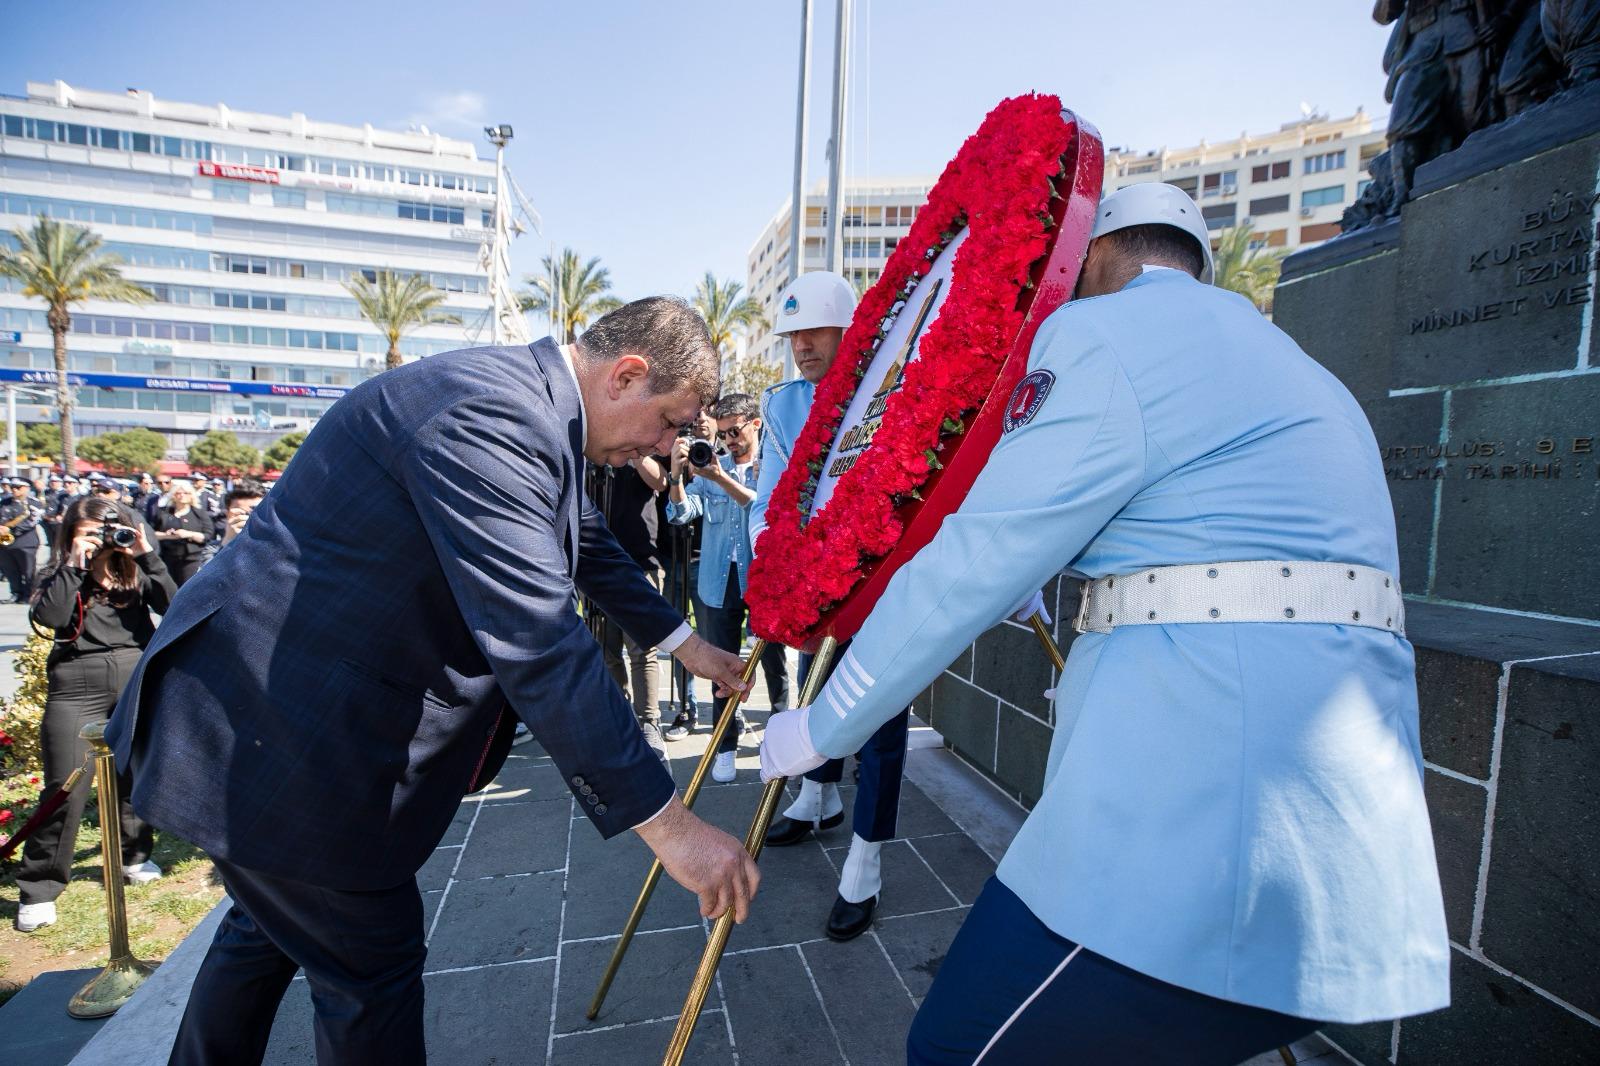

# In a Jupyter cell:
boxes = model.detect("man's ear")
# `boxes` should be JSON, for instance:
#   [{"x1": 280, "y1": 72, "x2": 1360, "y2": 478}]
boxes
[{"x1": 607, "y1": 353, "x2": 650, "y2": 398}]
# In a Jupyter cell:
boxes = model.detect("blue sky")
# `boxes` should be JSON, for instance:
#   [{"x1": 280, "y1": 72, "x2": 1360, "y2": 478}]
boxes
[{"x1": 11, "y1": 1, "x2": 1392, "y2": 312}]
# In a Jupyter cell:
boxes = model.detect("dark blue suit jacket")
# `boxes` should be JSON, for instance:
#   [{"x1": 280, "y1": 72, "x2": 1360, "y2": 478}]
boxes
[{"x1": 105, "y1": 339, "x2": 681, "y2": 890}]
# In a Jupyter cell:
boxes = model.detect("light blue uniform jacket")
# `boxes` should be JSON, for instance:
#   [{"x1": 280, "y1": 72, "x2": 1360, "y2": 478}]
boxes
[
  {"x1": 807, "y1": 270, "x2": 1450, "y2": 1024},
  {"x1": 665, "y1": 457, "x2": 757, "y2": 609},
  {"x1": 749, "y1": 378, "x2": 813, "y2": 557}
]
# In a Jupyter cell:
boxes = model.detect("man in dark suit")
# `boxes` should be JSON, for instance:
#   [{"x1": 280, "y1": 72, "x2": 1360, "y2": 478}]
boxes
[{"x1": 105, "y1": 297, "x2": 760, "y2": 1066}]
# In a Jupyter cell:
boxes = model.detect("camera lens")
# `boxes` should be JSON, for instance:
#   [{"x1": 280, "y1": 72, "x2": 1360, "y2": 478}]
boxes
[
  {"x1": 111, "y1": 527, "x2": 137, "y2": 548},
  {"x1": 688, "y1": 440, "x2": 716, "y2": 468}
]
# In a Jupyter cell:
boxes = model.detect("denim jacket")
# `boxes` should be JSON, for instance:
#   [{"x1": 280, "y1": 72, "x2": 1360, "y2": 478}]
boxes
[{"x1": 665, "y1": 456, "x2": 757, "y2": 609}]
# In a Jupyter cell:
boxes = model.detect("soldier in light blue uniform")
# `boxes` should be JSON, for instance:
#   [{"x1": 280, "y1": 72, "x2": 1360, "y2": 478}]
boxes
[
  {"x1": 762, "y1": 184, "x2": 1450, "y2": 1064},
  {"x1": 750, "y1": 270, "x2": 917, "y2": 942}
]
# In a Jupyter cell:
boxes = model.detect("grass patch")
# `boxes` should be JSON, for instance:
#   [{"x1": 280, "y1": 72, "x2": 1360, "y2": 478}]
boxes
[{"x1": 1, "y1": 827, "x2": 224, "y2": 1005}]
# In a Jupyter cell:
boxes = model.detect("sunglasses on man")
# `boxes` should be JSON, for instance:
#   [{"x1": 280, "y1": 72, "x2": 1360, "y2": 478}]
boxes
[{"x1": 715, "y1": 422, "x2": 753, "y2": 442}]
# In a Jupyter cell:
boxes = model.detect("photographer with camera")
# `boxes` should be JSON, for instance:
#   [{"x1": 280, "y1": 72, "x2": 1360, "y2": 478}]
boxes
[
  {"x1": 13, "y1": 496, "x2": 177, "y2": 933},
  {"x1": 666, "y1": 393, "x2": 791, "y2": 781}
]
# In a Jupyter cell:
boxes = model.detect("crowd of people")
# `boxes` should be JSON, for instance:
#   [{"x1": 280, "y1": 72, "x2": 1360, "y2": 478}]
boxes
[{"x1": 11, "y1": 471, "x2": 267, "y2": 934}]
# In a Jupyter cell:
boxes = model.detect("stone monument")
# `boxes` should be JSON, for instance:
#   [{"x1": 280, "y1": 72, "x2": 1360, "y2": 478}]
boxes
[
  {"x1": 1257, "y1": 10, "x2": 1600, "y2": 1060},
  {"x1": 913, "y1": 6, "x2": 1600, "y2": 1062}
]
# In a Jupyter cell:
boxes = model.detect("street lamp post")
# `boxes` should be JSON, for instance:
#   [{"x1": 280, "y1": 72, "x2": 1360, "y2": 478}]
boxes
[{"x1": 482, "y1": 124, "x2": 529, "y2": 347}]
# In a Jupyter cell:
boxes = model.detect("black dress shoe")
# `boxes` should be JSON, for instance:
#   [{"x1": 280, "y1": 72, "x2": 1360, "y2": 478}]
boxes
[
  {"x1": 763, "y1": 810, "x2": 844, "y2": 847},
  {"x1": 826, "y1": 893, "x2": 877, "y2": 941}
]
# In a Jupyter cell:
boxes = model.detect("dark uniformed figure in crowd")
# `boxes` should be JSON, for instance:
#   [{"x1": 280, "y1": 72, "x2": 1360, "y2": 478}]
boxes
[
  {"x1": 0, "y1": 476, "x2": 45, "y2": 602},
  {"x1": 42, "y1": 475, "x2": 67, "y2": 548}
]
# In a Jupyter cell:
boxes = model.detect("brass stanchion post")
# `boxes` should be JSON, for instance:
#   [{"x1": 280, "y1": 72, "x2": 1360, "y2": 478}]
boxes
[
  {"x1": 661, "y1": 636, "x2": 839, "y2": 1066},
  {"x1": 1026, "y1": 612, "x2": 1065, "y2": 672},
  {"x1": 68, "y1": 722, "x2": 158, "y2": 1019},
  {"x1": 586, "y1": 640, "x2": 770, "y2": 1020}
]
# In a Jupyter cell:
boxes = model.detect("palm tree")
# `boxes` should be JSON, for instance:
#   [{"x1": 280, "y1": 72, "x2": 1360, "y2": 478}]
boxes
[
  {"x1": 691, "y1": 272, "x2": 767, "y2": 357},
  {"x1": 517, "y1": 249, "x2": 622, "y2": 343},
  {"x1": 345, "y1": 271, "x2": 461, "y2": 371},
  {"x1": 0, "y1": 216, "x2": 153, "y2": 472},
  {"x1": 1211, "y1": 224, "x2": 1289, "y2": 312}
]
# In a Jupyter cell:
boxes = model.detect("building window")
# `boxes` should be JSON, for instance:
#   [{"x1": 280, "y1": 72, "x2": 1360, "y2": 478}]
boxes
[
  {"x1": 1248, "y1": 194, "x2": 1290, "y2": 216},
  {"x1": 1201, "y1": 203, "x2": 1237, "y2": 230},
  {"x1": 1300, "y1": 221, "x2": 1343, "y2": 242},
  {"x1": 271, "y1": 188, "x2": 306, "y2": 208},
  {"x1": 1301, "y1": 185, "x2": 1345, "y2": 209},
  {"x1": 398, "y1": 201, "x2": 464, "y2": 225},
  {"x1": 1305, "y1": 150, "x2": 1346, "y2": 174},
  {"x1": 1250, "y1": 160, "x2": 1291, "y2": 183},
  {"x1": 1201, "y1": 170, "x2": 1238, "y2": 197}
]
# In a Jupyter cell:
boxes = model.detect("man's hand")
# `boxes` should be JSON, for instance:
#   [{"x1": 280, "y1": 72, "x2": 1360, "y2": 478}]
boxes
[
  {"x1": 672, "y1": 632, "x2": 751, "y2": 698},
  {"x1": 670, "y1": 436, "x2": 690, "y2": 475},
  {"x1": 635, "y1": 800, "x2": 760, "y2": 921}
]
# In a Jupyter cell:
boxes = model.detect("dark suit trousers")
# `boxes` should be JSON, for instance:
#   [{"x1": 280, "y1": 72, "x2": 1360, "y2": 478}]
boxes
[
  {"x1": 798, "y1": 643, "x2": 910, "y2": 843},
  {"x1": 0, "y1": 541, "x2": 36, "y2": 601},
  {"x1": 702, "y1": 567, "x2": 790, "y2": 754},
  {"x1": 170, "y1": 856, "x2": 426, "y2": 1066}
]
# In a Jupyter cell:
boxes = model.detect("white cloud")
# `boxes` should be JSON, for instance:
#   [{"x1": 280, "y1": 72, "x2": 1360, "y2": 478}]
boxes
[{"x1": 405, "y1": 90, "x2": 487, "y2": 134}]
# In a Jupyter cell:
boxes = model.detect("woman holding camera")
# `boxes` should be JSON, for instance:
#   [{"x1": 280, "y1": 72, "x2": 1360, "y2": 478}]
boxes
[
  {"x1": 153, "y1": 479, "x2": 212, "y2": 587},
  {"x1": 13, "y1": 496, "x2": 177, "y2": 933}
]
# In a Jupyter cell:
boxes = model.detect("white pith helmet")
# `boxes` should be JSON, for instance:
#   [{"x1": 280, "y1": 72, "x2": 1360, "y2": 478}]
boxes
[
  {"x1": 772, "y1": 271, "x2": 857, "y2": 334},
  {"x1": 1089, "y1": 183, "x2": 1216, "y2": 284}
]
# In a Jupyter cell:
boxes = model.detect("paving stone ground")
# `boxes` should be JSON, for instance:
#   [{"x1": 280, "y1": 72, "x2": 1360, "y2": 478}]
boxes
[
  {"x1": 256, "y1": 654, "x2": 984, "y2": 1066},
  {"x1": 244, "y1": 648, "x2": 1340, "y2": 1066}
]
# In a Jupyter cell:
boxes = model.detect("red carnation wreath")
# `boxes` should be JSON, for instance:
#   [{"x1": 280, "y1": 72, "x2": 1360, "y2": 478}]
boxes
[{"x1": 747, "y1": 93, "x2": 1102, "y2": 648}]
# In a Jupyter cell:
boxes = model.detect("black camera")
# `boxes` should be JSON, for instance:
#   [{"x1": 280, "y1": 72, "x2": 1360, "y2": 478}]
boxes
[
  {"x1": 100, "y1": 521, "x2": 137, "y2": 549},
  {"x1": 688, "y1": 440, "x2": 717, "y2": 468}
]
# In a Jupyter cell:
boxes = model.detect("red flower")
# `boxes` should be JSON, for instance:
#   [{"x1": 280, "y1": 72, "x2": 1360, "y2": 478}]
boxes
[
  {"x1": 0, "y1": 809, "x2": 13, "y2": 825},
  {"x1": 748, "y1": 94, "x2": 1081, "y2": 647}
]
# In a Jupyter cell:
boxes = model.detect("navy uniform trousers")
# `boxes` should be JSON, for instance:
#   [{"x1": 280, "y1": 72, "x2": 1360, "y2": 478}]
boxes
[
  {"x1": 908, "y1": 878, "x2": 1320, "y2": 1065},
  {"x1": 797, "y1": 642, "x2": 909, "y2": 842}
]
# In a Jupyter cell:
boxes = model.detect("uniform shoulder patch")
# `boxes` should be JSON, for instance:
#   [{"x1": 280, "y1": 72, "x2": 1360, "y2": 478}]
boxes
[{"x1": 1002, "y1": 369, "x2": 1055, "y2": 433}]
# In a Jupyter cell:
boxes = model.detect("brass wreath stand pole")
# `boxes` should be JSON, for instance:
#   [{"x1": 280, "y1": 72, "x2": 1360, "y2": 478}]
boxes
[
  {"x1": 585, "y1": 640, "x2": 771, "y2": 1020},
  {"x1": 661, "y1": 636, "x2": 839, "y2": 1065},
  {"x1": 68, "y1": 722, "x2": 158, "y2": 1018}
]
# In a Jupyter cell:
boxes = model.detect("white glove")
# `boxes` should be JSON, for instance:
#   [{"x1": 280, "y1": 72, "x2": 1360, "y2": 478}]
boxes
[
  {"x1": 1008, "y1": 589, "x2": 1052, "y2": 625},
  {"x1": 759, "y1": 706, "x2": 826, "y2": 781}
]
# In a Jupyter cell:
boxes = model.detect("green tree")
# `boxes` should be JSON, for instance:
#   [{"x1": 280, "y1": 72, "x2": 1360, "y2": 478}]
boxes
[
  {"x1": 77, "y1": 427, "x2": 167, "y2": 474},
  {"x1": 16, "y1": 422, "x2": 60, "y2": 460},
  {"x1": 345, "y1": 271, "x2": 460, "y2": 371},
  {"x1": 0, "y1": 216, "x2": 153, "y2": 471},
  {"x1": 187, "y1": 430, "x2": 261, "y2": 475},
  {"x1": 1211, "y1": 224, "x2": 1288, "y2": 312},
  {"x1": 690, "y1": 271, "x2": 767, "y2": 358},
  {"x1": 517, "y1": 249, "x2": 622, "y2": 343},
  {"x1": 263, "y1": 430, "x2": 307, "y2": 471},
  {"x1": 722, "y1": 356, "x2": 783, "y2": 397}
]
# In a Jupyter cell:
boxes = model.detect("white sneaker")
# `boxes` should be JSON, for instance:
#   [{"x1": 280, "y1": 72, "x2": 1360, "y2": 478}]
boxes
[
  {"x1": 16, "y1": 901, "x2": 56, "y2": 932},
  {"x1": 124, "y1": 860, "x2": 162, "y2": 885},
  {"x1": 711, "y1": 750, "x2": 737, "y2": 783}
]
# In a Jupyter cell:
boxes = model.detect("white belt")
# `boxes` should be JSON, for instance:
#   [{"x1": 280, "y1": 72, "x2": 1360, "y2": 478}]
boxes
[{"x1": 1074, "y1": 561, "x2": 1405, "y2": 637}]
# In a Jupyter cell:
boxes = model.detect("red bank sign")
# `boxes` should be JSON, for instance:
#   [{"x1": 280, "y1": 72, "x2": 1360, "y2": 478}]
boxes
[{"x1": 197, "y1": 161, "x2": 280, "y2": 185}]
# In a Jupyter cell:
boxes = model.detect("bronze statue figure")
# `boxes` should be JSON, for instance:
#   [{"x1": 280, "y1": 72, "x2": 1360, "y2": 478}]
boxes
[{"x1": 1344, "y1": 0, "x2": 1598, "y2": 232}]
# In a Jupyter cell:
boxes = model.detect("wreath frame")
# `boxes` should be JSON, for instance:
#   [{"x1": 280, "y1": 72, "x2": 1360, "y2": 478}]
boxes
[{"x1": 748, "y1": 94, "x2": 1104, "y2": 650}]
